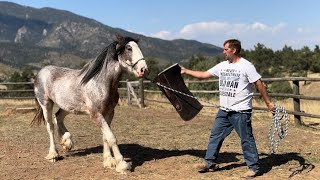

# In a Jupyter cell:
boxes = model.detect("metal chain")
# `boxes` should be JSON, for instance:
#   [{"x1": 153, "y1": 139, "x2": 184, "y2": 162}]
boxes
[
  {"x1": 268, "y1": 104, "x2": 289, "y2": 154},
  {"x1": 153, "y1": 80, "x2": 262, "y2": 113},
  {"x1": 150, "y1": 78, "x2": 290, "y2": 154},
  {"x1": 154, "y1": 81, "x2": 200, "y2": 100}
]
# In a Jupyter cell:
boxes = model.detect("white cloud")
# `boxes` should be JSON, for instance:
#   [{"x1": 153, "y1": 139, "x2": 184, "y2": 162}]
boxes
[
  {"x1": 272, "y1": 23, "x2": 286, "y2": 33},
  {"x1": 180, "y1": 21, "x2": 230, "y2": 35},
  {"x1": 249, "y1": 22, "x2": 286, "y2": 34},
  {"x1": 147, "y1": 20, "x2": 320, "y2": 50},
  {"x1": 150, "y1": 30, "x2": 173, "y2": 40},
  {"x1": 297, "y1": 27, "x2": 314, "y2": 33},
  {"x1": 297, "y1": 28, "x2": 304, "y2": 33},
  {"x1": 251, "y1": 22, "x2": 268, "y2": 31}
]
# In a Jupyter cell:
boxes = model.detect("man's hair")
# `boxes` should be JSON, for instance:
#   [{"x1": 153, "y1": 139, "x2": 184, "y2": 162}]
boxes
[{"x1": 224, "y1": 39, "x2": 241, "y2": 55}]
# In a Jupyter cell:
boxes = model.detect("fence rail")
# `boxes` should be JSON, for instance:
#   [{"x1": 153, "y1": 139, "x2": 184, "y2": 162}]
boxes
[
  {"x1": 1, "y1": 77, "x2": 320, "y2": 126},
  {"x1": 137, "y1": 77, "x2": 320, "y2": 127}
]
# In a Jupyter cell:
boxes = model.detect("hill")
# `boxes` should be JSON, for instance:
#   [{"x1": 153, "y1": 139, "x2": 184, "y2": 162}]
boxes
[{"x1": 0, "y1": 1, "x2": 223, "y2": 69}]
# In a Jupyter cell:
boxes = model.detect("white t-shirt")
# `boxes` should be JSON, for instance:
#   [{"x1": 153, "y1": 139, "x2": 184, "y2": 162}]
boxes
[{"x1": 207, "y1": 57, "x2": 261, "y2": 111}]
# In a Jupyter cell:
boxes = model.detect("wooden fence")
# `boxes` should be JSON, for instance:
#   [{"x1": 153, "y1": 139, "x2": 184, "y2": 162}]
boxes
[
  {"x1": 1, "y1": 77, "x2": 320, "y2": 126},
  {"x1": 124, "y1": 77, "x2": 320, "y2": 127},
  {"x1": 0, "y1": 82, "x2": 34, "y2": 99}
]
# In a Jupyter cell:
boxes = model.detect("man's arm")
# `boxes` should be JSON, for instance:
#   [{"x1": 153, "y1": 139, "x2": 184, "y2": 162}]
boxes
[
  {"x1": 180, "y1": 66, "x2": 213, "y2": 79},
  {"x1": 255, "y1": 79, "x2": 275, "y2": 111}
]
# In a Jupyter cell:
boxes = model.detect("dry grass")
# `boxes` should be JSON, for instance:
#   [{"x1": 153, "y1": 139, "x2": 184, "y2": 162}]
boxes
[
  {"x1": 1, "y1": 102, "x2": 320, "y2": 179},
  {"x1": 1, "y1": 77, "x2": 319, "y2": 179},
  {"x1": 0, "y1": 99, "x2": 35, "y2": 106}
]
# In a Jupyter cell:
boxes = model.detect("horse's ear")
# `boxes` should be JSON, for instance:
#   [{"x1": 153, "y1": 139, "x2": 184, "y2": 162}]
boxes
[
  {"x1": 116, "y1": 43, "x2": 121, "y2": 55},
  {"x1": 115, "y1": 35, "x2": 123, "y2": 56},
  {"x1": 115, "y1": 34, "x2": 124, "y2": 43},
  {"x1": 115, "y1": 34, "x2": 125, "y2": 55}
]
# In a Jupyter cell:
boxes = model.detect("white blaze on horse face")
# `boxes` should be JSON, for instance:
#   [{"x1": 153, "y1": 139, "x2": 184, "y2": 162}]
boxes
[{"x1": 128, "y1": 41, "x2": 148, "y2": 77}]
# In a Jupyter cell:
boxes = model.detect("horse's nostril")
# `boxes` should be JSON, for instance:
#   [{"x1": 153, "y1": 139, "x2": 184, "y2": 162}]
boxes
[{"x1": 140, "y1": 68, "x2": 144, "y2": 73}]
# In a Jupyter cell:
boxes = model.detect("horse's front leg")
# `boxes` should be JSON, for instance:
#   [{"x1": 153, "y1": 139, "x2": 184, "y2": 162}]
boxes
[
  {"x1": 102, "y1": 133, "x2": 117, "y2": 169},
  {"x1": 54, "y1": 109, "x2": 73, "y2": 151},
  {"x1": 40, "y1": 101, "x2": 59, "y2": 162},
  {"x1": 96, "y1": 112, "x2": 131, "y2": 174}
]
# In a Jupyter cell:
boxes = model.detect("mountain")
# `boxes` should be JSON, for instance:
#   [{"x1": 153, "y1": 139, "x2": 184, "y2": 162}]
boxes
[{"x1": 0, "y1": 1, "x2": 223, "y2": 69}]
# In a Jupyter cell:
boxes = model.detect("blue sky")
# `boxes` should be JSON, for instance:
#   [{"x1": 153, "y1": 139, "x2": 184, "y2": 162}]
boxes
[{"x1": 5, "y1": 0, "x2": 320, "y2": 50}]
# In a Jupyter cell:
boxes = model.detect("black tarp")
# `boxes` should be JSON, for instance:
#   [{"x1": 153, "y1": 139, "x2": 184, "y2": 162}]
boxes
[{"x1": 154, "y1": 63, "x2": 203, "y2": 121}]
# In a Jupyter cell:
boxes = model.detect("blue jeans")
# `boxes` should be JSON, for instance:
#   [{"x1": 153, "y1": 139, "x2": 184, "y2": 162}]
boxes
[{"x1": 205, "y1": 109, "x2": 260, "y2": 172}]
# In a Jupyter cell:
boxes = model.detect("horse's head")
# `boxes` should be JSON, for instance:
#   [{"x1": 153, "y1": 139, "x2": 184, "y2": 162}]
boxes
[{"x1": 116, "y1": 35, "x2": 148, "y2": 77}]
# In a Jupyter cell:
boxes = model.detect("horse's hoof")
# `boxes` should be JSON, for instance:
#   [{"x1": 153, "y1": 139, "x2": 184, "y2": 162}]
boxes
[
  {"x1": 116, "y1": 160, "x2": 132, "y2": 174},
  {"x1": 60, "y1": 133, "x2": 73, "y2": 152},
  {"x1": 119, "y1": 169, "x2": 131, "y2": 175},
  {"x1": 103, "y1": 157, "x2": 117, "y2": 169},
  {"x1": 45, "y1": 155, "x2": 58, "y2": 162},
  {"x1": 45, "y1": 150, "x2": 59, "y2": 162},
  {"x1": 61, "y1": 138, "x2": 73, "y2": 152}
]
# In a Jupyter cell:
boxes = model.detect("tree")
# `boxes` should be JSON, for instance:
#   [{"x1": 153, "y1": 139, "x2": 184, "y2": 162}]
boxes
[
  {"x1": 242, "y1": 43, "x2": 276, "y2": 77},
  {"x1": 7, "y1": 68, "x2": 34, "y2": 97},
  {"x1": 185, "y1": 55, "x2": 221, "y2": 98},
  {"x1": 311, "y1": 45, "x2": 320, "y2": 73},
  {"x1": 297, "y1": 46, "x2": 312, "y2": 77}
]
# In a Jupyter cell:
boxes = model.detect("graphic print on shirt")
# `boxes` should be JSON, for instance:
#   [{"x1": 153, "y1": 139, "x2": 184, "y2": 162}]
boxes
[{"x1": 219, "y1": 68, "x2": 240, "y2": 97}]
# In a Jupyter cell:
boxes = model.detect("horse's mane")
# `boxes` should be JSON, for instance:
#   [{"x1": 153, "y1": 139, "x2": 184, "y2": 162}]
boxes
[{"x1": 79, "y1": 36, "x2": 138, "y2": 85}]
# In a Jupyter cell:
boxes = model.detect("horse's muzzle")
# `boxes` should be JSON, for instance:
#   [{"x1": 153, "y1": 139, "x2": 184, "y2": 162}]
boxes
[{"x1": 137, "y1": 67, "x2": 149, "y2": 77}]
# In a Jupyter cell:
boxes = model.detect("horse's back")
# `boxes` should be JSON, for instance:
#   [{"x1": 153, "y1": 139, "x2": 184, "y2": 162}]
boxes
[
  {"x1": 35, "y1": 65, "x2": 56, "y2": 90},
  {"x1": 36, "y1": 65, "x2": 79, "y2": 85},
  {"x1": 34, "y1": 65, "x2": 81, "y2": 101}
]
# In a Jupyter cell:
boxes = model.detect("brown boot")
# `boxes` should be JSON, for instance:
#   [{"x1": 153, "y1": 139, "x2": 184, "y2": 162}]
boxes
[
  {"x1": 195, "y1": 163, "x2": 218, "y2": 173},
  {"x1": 241, "y1": 169, "x2": 257, "y2": 178}
]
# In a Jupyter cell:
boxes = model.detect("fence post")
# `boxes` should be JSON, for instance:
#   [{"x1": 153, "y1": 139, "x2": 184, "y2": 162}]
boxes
[
  {"x1": 292, "y1": 80, "x2": 302, "y2": 126},
  {"x1": 139, "y1": 78, "x2": 145, "y2": 107},
  {"x1": 126, "y1": 79, "x2": 131, "y2": 105}
]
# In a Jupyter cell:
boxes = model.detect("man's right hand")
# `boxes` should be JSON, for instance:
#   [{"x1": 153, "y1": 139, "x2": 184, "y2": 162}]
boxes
[{"x1": 180, "y1": 65, "x2": 188, "y2": 74}]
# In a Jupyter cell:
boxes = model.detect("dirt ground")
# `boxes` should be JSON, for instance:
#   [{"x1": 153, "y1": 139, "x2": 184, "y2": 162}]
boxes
[{"x1": 1, "y1": 103, "x2": 320, "y2": 180}]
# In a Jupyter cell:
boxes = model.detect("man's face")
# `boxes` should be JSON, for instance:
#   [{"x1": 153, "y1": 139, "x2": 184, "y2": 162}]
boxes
[{"x1": 223, "y1": 43, "x2": 235, "y2": 61}]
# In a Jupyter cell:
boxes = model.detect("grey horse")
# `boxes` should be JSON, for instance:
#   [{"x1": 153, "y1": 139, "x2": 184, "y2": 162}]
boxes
[{"x1": 31, "y1": 35, "x2": 148, "y2": 174}]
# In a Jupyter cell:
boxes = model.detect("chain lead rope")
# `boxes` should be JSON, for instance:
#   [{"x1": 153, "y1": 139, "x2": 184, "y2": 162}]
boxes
[
  {"x1": 268, "y1": 104, "x2": 289, "y2": 154},
  {"x1": 154, "y1": 81, "x2": 200, "y2": 100}
]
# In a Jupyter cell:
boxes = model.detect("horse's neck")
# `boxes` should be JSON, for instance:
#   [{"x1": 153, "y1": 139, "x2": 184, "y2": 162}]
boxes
[{"x1": 98, "y1": 62, "x2": 122, "y2": 88}]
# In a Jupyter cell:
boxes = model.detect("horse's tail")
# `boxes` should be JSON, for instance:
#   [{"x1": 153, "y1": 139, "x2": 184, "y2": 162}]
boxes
[{"x1": 31, "y1": 98, "x2": 45, "y2": 126}]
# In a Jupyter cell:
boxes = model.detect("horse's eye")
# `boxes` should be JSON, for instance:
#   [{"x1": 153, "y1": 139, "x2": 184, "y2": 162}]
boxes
[{"x1": 127, "y1": 46, "x2": 132, "y2": 51}]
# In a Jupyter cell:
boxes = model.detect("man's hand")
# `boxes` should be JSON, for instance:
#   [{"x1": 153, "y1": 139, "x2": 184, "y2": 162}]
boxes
[
  {"x1": 255, "y1": 79, "x2": 276, "y2": 113},
  {"x1": 180, "y1": 65, "x2": 188, "y2": 74},
  {"x1": 267, "y1": 102, "x2": 276, "y2": 112},
  {"x1": 179, "y1": 65, "x2": 212, "y2": 79}
]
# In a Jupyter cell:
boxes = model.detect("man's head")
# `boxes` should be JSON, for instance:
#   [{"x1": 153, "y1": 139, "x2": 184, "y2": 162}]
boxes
[{"x1": 223, "y1": 39, "x2": 241, "y2": 62}]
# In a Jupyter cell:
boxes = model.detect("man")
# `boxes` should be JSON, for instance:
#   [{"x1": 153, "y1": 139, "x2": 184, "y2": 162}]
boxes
[{"x1": 180, "y1": 39, "x2": 275, "y2": 178}]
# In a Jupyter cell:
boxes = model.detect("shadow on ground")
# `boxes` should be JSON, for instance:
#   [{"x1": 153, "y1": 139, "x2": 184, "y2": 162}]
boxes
[
  {"x1": 68, "y1": 144, "x2": 238, "y2": 170},
  {"x1": 66, "y1": 143, "x2": 314, "y2": 176},
  {"x1": 259, "y1": 152, "x2": 315, "y2": 177}
]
